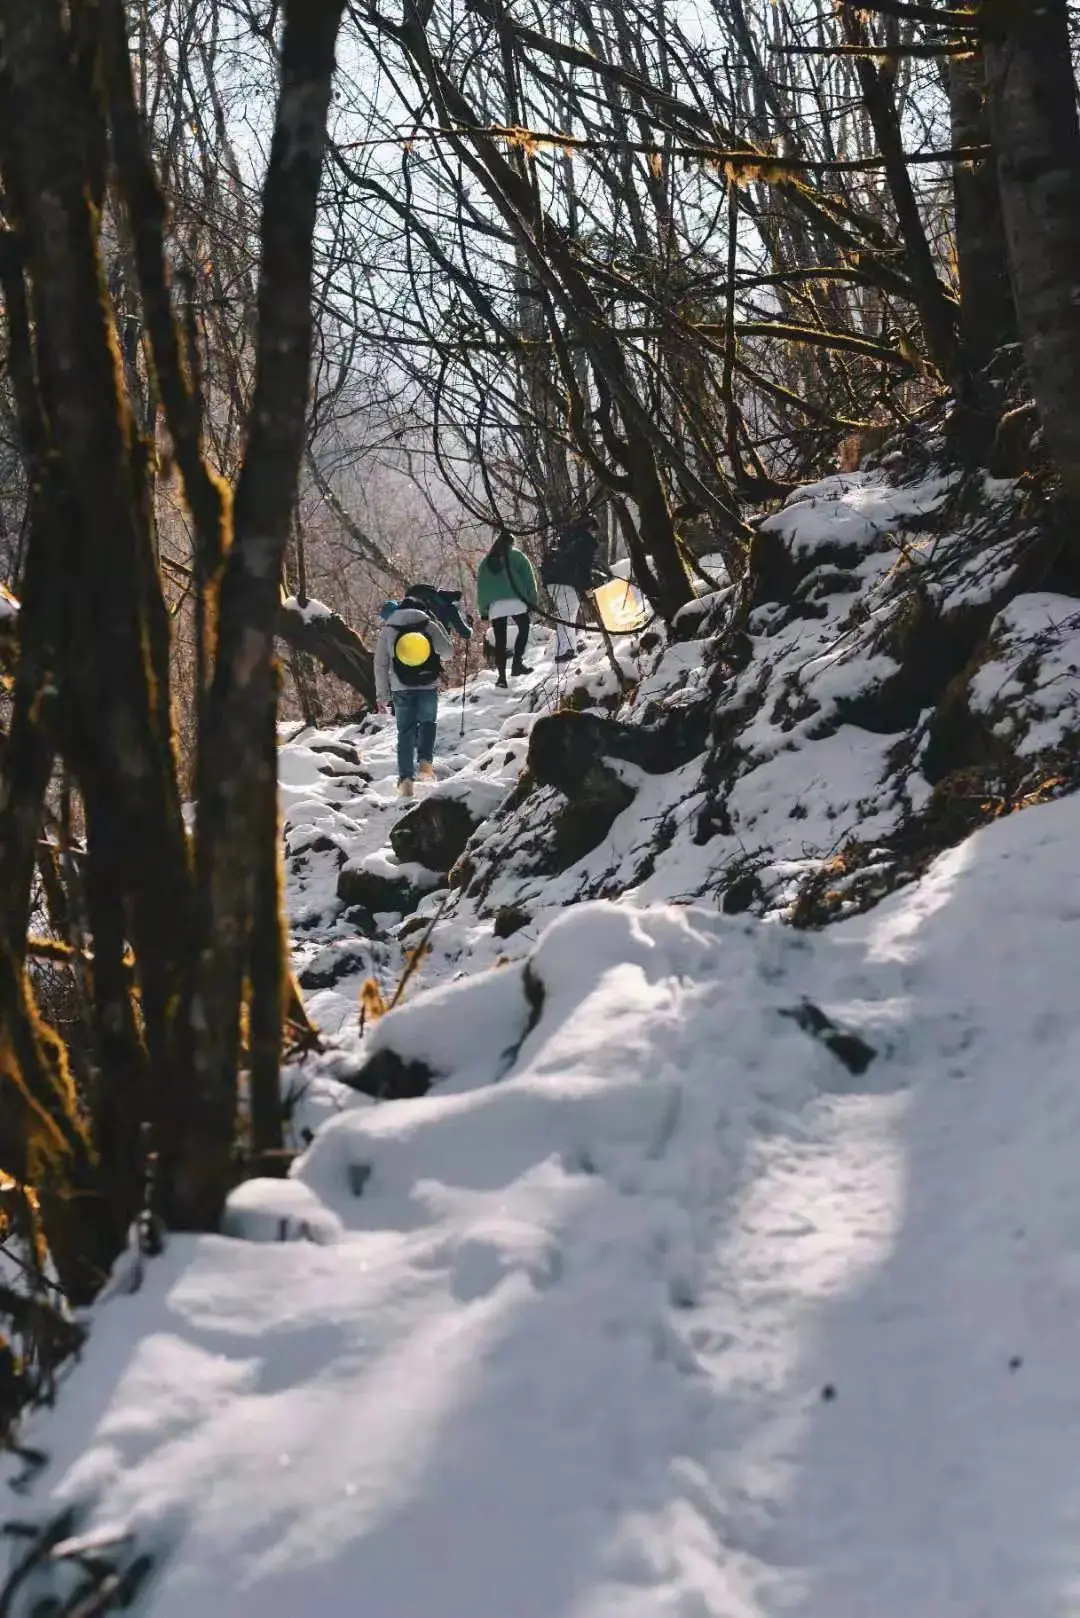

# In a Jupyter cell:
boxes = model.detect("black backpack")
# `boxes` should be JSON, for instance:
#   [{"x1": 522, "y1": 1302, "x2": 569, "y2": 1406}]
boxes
[
  {"x1": 539, "y1": 527, "x2": 566, "y2": 586},
  {"x1": 541, "y1": 525, "x2": 592, "y2": 588},
  {"x1": 391, "y1": 616, "x2": 443, "y2": 687}
]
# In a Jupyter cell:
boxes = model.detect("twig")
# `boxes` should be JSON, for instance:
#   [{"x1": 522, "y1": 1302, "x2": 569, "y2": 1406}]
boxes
[{"x1": 386, "y1": 890, "x2": 452, "y2": 1013}]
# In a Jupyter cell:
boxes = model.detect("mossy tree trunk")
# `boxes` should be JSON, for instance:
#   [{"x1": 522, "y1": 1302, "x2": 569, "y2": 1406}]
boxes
[
  {"x1": 0, "y1": 0, "x2": 194, "y2": 1286},
  {"x1": 0, "y1": 0, "x2": 346, "y2": 1281},
  {"x1": 169, "y1": 0, "x2": 348, "y2": 1229}
]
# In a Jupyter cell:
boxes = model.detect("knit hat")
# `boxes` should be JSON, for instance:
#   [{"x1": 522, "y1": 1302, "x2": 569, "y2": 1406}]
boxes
[{"x1": 378, "y1": 599, "x2": 400, "y2": 621}]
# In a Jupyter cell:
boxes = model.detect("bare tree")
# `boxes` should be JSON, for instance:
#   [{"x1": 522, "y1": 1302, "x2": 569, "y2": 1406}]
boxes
[{"x1": 0, "y1": 0, "x2": 347, "y2": 1288}]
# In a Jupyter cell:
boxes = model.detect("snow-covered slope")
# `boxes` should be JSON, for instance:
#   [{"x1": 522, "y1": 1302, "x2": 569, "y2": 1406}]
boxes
[
  {"x1": 5, "y1": 459, "x2": 1080, "y2": 1616},
  {"x1": 280, "y1": 461, "x2": 1079, "y2": 1091},
  {"x1": 9, "y1": 792, "x2": 1080, "y2": 1617}
]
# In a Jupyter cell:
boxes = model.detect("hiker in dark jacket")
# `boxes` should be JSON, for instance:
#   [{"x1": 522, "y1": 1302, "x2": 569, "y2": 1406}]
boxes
[
  {"x1": 375, "y1": 597, "x2": 453, "y2": 798},
  {"x1": 475, "y1": 530, "x2": 538, "y2": 688},
  {"x1": 541, "y1": 515, "x2": 602, "y2": 662}
]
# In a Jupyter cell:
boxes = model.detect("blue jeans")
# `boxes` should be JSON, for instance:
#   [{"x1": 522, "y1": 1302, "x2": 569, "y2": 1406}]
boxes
[{"x1": 394, "y1": 686, "x2": 438, "y2": 781}]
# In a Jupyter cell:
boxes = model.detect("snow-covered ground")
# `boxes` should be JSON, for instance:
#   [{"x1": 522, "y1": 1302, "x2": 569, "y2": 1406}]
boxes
[
  {"x1": 5, "y1": 465, "x2": 1080, "y2": 1616},
  {"x1": 10, "y1": 791, "x2": 1080, "y2": 1617},
  {"x1": 280, "y1": 618, "x2": 639, "y2": 1043}
]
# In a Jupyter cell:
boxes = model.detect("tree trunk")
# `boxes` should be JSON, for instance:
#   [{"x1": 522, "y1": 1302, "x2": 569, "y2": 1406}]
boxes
[
  {"x1": 0, "y1": 945, "x2": 104, "y2": 1303},
  {"x1": 498, "y1": 13, "x2": 576, "y2": 528},
  {"x1": 0, "y1": 237, "x2": 57, "y2": 965},
  {"x1": 0, "y1": 0, "x2": 348, "y2": 1279},
  {"x1": 0, "y1": 0, "x2": 194, "y2": 1078},
  {"x1": 176, "y1": 0, "x2": 347, "y2": 1230},
  {"x1": 0, "y1": 0, "x2": 195, "y2": 1282},
  {"x1": 841, "y1": 4, "x2": 963, "y2": 389},
  {"x1": 981, "y1": 0, "x2": 1080, "y2": 506},
  {"x1": 950, "y1": 48, "x2": 1017, "y2": 379},
  {"x1": 248, "y1": 684, "x2": 286, "y2": 1161},
  {"x1": 81, "y1": 792, "x2": 152, "y2": 1274}
]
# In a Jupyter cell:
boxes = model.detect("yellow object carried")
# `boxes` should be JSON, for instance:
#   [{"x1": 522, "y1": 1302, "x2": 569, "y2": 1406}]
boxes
[
  {"x1": 591, "y1": 578, "x2": 648, "y2": 633},
  {"x1": 395, "y1": 630, "x2": 433, "y2": 667}
]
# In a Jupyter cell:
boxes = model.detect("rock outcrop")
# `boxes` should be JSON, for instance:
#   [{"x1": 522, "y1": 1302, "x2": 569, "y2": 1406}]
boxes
[{"x1": 390, "y1": 795, "x2": 484, "y2": 874}]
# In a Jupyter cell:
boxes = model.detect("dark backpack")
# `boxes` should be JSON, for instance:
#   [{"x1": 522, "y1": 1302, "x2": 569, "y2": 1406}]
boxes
[
  {"x1": 541, "y1": 525, "x2": 595, "y2": 589},
  {"x1": 391, "y1": 617, "x2": 443, "y2": 687}
]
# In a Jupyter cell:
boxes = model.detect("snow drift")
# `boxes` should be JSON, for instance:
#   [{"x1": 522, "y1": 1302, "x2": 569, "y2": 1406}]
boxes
[{"x1": 7, "y1": 790, "x2": 1080, "y2": 1617}]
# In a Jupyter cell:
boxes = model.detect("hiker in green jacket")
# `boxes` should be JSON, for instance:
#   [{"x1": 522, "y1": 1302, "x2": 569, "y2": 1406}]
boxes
[{"x1": 475, "y1": 530, "x2": 539, "y2": 688}]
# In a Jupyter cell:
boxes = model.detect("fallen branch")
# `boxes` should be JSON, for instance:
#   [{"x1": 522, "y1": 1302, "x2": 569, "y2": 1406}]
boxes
[
  {"x1": 275, "y1": 597, "x2": 376, "y2": 706},
  {"x1": 156, "y1": 559, "x2": 378, "y2": 707}
]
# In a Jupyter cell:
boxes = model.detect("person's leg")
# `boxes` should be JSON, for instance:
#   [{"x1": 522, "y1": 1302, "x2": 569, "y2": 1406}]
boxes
[
  {"x1": 511, "y1": 612, "x2": 532, "y2": 673},
  {"x1": 552, "y1": 586, "x2": 577, "y2": 658},
  {"x1": 492, "y1": 616, "x2": 509, "y2": 685},
  {"x1": 415, "y1": 688, "x2": 438, "y2": 776},
  {"x1": 395, "y1": 689, "x2": 418, "y2": 781},
  {"x1": 552, "y1": 586, "x2": 570, "y2": 657}
]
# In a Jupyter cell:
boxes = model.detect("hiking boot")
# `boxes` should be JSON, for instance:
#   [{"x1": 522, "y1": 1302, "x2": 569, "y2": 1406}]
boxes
[
  {"x1": 495, "y1": 674, "x2": 509, "y2": 689},
  {"x1": 397, "y1": 778, "x2": 414, "y2": 799},
  {"x1": 555, "y1": 651, "x2": 574, "y2": 664},
  {"x1": 416, "y1": 762, "x2": 436, "y2": 783},
  {"x1": 511, "y1": 662, "x2": 533, "y2": 677}
]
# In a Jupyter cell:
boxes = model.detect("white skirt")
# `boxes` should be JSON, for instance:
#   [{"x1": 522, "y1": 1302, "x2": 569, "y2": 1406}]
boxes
[{"x1": 487, "y1": 597, "x2": 527, "y2": 619}]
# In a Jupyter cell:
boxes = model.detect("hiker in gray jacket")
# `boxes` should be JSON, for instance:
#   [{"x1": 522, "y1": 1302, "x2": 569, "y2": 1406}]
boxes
[{"x1": 375, "y1": 598, "x2": 453, "y2": 798}]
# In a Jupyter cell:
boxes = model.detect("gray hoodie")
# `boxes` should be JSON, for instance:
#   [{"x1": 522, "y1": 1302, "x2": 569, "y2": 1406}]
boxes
[{"x1": 375, "y1": 605, "x2": 453, "y2": 703}]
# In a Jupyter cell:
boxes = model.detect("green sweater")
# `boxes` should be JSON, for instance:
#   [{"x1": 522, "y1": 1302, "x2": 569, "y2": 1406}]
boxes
[{"x1": 476, "y1": 548, "x2": 539, "y2": 615}]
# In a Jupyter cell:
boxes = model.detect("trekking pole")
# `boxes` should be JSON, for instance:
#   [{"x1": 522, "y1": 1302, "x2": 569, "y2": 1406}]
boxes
[{"x1": 459, "y1": 629, "x2": 471, "y2": 737}]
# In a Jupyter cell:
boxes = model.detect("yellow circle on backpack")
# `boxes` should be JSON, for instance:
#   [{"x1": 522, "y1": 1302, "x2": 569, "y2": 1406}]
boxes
[{"x1": 396, "y1": 631, "x2": 432, "y2": 666}]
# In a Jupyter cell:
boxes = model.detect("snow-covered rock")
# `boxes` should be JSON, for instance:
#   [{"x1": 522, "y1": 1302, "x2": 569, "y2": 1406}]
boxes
[{"x1": 389, "y1": 789, "x2": 496, "y2": 874}]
